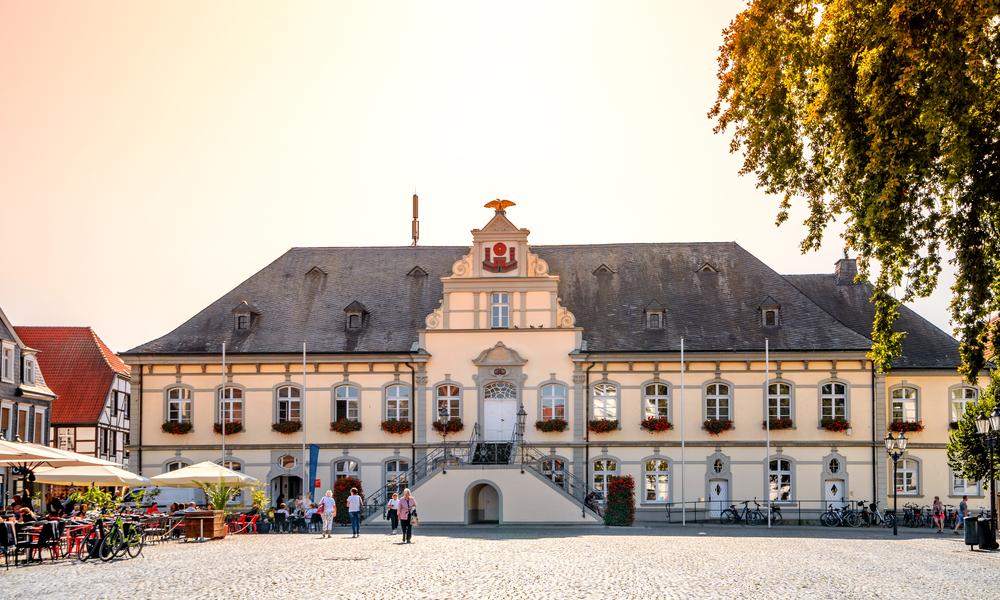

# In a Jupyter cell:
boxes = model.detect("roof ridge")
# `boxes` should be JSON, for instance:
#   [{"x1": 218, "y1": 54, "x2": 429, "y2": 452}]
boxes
[{"x1": 89, "y1": 327, "x2": 130, "y2": 376}]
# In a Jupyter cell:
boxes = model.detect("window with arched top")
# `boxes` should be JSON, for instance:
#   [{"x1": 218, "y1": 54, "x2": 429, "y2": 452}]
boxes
[
  {"x1": 767, "y1": 382, "x2": 792, "y2": 420},
  {"x1": 385, "y1": 385, "x2": 410, "y2": 421},
  {"x1": 895, "y1": 458, "x2": 919, "y2": 495},
  {"x1": 220, "y1": 460, "x2": 243, "y2": 472},
  {"x1": 435, "y1": 384, "x2": 461, "y2": 419},
  {"x1": 540, "y1": 383, "x2": 567, "y2": 421},
  {"x1": 218, "y1": 387, "x2": 243, "y2": 423},
  {"x1": 165, "y1": 460, "x2": 187, "y2": 472},
  {"x1": 705, "y1": 383, "x2": 731, "y2": 421},
  {"x1": 166, "y1": 387, "x2": 192, "y2": 424},
  {"x1": 644, "y1": 383, "x2": 670, "y2": 419},
  {"x1": 276, "y1": 385, "x2": 301, "y2": 423},
  {"x1": 768, "y1": 458, "x2": 793, "y2": 502},
  {"x1": 820, "y1": 382, "x2": 847, "y2": 420},
  {"x1": 385, "y1": 459, "x2": 409, "y2": 495},
  {"x1": 541, "y1": 457, "x2": 566, "y2": 489},
  {"x1": 951, "y1": 387, "x2": 979, "y2": 422},
  {"x1": 334, "y1": 385, "x2": 360, "y2": 421},
  {"x1": 643, "y1": 459, "x2": 670, "y2": 503},
  {"x1": 890, "y1": 386, "x2": 919, "y2": 423},
  {"x1": 592, "y1": 458, "x2": 619, "y2": 501},
  {"x1": 335, "y1": 459, "x2": 359, "y2": 480},
  {"x1": 592, "y1": 383, "x2": 618, "y2": 420}
]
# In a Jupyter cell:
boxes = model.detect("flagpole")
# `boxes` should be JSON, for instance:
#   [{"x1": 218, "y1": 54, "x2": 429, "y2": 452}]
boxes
[
  {"x1": 302, "y1": 341, "x2": 308, "y2": 503},
  {"x1": 221, "y1": 342, "x2": 226, "y2": 465},
  {"x1": 680, "y1": 337, "x2": 685, "y2": 526},
  {"x1": 765, "y1": 338, "x2": 771, "y2": 528}
]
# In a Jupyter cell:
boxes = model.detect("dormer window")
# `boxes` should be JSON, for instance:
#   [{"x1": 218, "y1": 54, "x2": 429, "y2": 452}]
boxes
[
  {"x1": 763, "y1": 309, "x2": 778, "y2": 327},
  {"x1": 344, "y1": 301, "x2": 368, "y2": 331},
  {"x1": 644, "y1": 300, "x2": 665, "y2": 330},
  {"x1": 236, "y1": 315, "x2": 249, "y2": 330},
  {"x1": 23, "y1": 356, "x2": 36, "y2": 385},
  {"x1": 759, "y1": 296, "x2": 781, "y2": 328},
  {"x1": 231, "y1": 300, "x2": 260, "y2": 332}
]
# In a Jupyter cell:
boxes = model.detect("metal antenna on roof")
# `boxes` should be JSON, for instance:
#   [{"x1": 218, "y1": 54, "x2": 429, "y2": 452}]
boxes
[{"x1": 411, "y1": 191, "x2": 420, "y2": 247}]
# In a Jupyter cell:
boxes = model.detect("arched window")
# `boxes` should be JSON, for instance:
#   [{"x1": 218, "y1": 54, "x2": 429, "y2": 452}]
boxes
[
  {"x1": 951, "y1": 387, "x2": 979, "y2": 422},
  {"x1": 335, "y1": 459, "x2": 359, "y2": 480},
  {"x1": 768, "y1": 458, "x2": 793, "y2": 501},
  {"x1": 592, "y1": 458, "x2": 619, "y2": 501},
  {"x1": 644, "y1": 383, "x2": 670, "y2": 419},
  {"x1": 767, "y1": 382, "x2": 791, "y2": 420},
  {"x1": 385, "y1": 459, "x2": 410, "y2": 495},
  {"x1": 896, "y1": 458, "x2": 919, "y2": 495},
  {"x1": 592, "y1": 383, "x2": 618, "y2": 420},
  {"x1": 166, "y1": 387, "x2": 192, "y2": 424},
  {"x1": 385, "y1": 385, "x2": 410, "y2": 421},
  {"x1": 164, "y1": 460, "x2": 187, "y2": 472},
  {"x1": 277, "y1": 455, "x2": 296, "y2": 470},
  {"x1": 276, "y1": 385, "x2": 301, "y2": 423},
  {"x1": 644, "y1": 459, "x2": 670, "y2": 503},
  {"x1": 540, "y1": 457, "x2": 566, "y2": 489},
  {"x1": 820, "y1": 382, "x2": 847, "y2": 420},
  {"x1": 890, "y1": 386, "x2": 918, "y2": 423},
  {"x1": 435, "y1": 384, "x2": 461, "y2": 419},
  {"x1": 334, "y1": 385, "x2": 360, "y2": 421},
  {"x1": 705, "y1": 383, "x2": 731, "y2": 421},
  {"x1": 218, "y1": 387, "x2": 243, "y2": 423},
  {"x1": 951, "y1": 470, "x2": 980, "y2": 496},
  {"x1": 220, "y1": 459, "x2": 243, "y2": 472},
  {"x1": 540, "y1": 383, "x2": 567, "y2": 421}
]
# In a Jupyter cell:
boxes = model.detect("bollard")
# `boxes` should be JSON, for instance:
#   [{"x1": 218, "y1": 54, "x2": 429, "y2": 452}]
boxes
[{"x1": 964, "y1": 516, "x2": 979, "y2": 549}]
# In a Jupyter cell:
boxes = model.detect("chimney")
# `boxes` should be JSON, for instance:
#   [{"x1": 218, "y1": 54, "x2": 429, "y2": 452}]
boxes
[
  {"x1": 835, "y1": 255, "x2": 857, "y2": 285},
  {"x1": 411, "y1": 192, "x2": 419, "y2": 246}
]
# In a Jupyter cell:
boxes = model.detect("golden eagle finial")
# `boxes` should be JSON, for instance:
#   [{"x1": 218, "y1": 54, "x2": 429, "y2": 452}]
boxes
[{"x1": 484, "y1": 199, "x2": 516, "y2": 213}]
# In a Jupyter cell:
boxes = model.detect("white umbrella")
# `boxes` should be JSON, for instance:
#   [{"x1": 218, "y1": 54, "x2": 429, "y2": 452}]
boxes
[
  {"x1": 0, "y1": 440, "x2": 119, "y2": 469},
  {"x1": 150, "y1": 461, "x2": 260, "y2": 488},
  {"x1": 32, "y1": 464, "x2": 150, "y2": 487}
]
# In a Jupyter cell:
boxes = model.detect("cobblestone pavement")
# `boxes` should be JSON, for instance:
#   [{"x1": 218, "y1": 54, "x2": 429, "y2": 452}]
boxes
[{"x1": 3, "y1": 525, "x2": 999, "y2": 599}]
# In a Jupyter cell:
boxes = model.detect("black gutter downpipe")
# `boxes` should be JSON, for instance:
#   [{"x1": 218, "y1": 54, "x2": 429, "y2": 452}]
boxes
[
  {"x1": 137, "y1": 364, "x2": 143, "y2": 476},
  {"x1": 404, "y1": 361, "x2": 416, "y2": 473},
  {"x1": 583, "y1": 359, "x2": 596, "y2": 517}
]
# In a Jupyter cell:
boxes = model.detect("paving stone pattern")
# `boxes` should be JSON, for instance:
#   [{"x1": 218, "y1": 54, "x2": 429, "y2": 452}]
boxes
[{"x1": 3, "y1": 526, "x2": 998, "y2": 599}]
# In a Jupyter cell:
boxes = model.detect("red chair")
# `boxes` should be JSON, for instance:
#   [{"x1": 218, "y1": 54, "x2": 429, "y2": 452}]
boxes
[
  {"x1": 227, "y1": 514, "x2": 246, "y2": 534},
  {"x1": 248, "y1": 515, "x2": 259, "y2": 534}
]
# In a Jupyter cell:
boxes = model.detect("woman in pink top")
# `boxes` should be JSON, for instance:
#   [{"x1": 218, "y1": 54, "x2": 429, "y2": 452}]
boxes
[{"x1": 397, "y1": 488, "x2": 417, "y2": 544}]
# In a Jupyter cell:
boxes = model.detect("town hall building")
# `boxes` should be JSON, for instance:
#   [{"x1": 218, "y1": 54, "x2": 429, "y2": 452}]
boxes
[{"x1": 123, "y1": 203, "x2": 987, "y2": 524}]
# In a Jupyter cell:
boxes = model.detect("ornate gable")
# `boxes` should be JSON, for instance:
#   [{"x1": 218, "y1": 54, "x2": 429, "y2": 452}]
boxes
[{"x1": 472, "y1": 341, "x2": 528, "y2": 366}]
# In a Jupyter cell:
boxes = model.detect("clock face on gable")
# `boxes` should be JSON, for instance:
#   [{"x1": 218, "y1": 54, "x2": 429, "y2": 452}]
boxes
[{"x1": 483, "y1": 242, "x2": 518, "y2": 273}]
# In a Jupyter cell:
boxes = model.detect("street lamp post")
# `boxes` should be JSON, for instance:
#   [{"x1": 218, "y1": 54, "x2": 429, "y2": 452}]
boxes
[
  {"x1": 516, "y1": 405, "x2": 527, "y2": 471},
  {"x1": 438, "y1": 405, "x2": 450, "y2": 475},
  {"x1": 884, "y1": 431, "x2": 908, "y2": 537},
  {"x1": 974, "y1": 407, "x2": 1000, "y2": 550}
]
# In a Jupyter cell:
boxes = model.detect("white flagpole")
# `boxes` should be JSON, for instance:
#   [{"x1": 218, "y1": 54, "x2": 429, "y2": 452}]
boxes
[
  {"x1": 221, "y1": 342, "x2": 227, "y2": 465},
  {"x1": 302, "y1": 342, "x2": 308, "y2": 502},
  {"x1": 680, "y1": 337, "x2": 686, "y2": 526},
  {"x1": 765, "y1": 338, "x2": 771, "y2": 528}
]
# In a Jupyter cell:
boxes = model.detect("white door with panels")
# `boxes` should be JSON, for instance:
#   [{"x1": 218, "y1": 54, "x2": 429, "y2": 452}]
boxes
[{"x1": 708, "y1": 479, "x2": 729, "y2": 518}]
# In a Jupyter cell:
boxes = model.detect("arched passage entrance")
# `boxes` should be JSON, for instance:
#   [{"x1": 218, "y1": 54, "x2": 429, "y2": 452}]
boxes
[
  {"x1": 271, "y1": 475, "x2": 302, "y2": 506},
  {"x1": 466, "y1": 481, "x2": 502, "y2": 524}
]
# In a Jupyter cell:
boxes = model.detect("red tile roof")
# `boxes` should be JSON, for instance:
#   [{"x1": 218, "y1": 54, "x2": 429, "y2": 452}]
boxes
[{"x1": 14, "y1": 327, "x2": 130, "y2": 425}]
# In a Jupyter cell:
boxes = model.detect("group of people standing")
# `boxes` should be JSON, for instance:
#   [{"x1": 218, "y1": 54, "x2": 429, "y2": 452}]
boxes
[{"x1": 311, "y1": 487, "x2": 417, "y2": 543}]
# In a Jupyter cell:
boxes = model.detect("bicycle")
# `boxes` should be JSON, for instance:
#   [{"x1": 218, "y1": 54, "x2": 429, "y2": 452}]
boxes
[
  {"x1": 720, "y1": 500, "x2": 765, "y2": 525},
  {"x1": 821, "y1": 502, "x2": 860, "y2": 527},
  {"x1": 99, "y1": 512, "x2": 144, "y2": 561},
  {"x1": 77, "y1": 516, "x2": 108, "y2": 562}
]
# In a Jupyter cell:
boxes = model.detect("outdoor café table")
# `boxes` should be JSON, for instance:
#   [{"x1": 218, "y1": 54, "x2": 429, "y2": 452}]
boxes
[{"x1": 62, "y1": 523, "x2": 90, "y2": 556}]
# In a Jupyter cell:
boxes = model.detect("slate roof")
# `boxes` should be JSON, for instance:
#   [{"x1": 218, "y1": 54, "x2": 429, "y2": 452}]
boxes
[
  {"x1": 784, "y1": 275, "x2": 961, "y2": 369},
  {"x1": 16, "y1": 327, "x2": 130, "y2": 424},
  {"x1": 125, "y1": 243, "x2": 877, "y2": 356}
]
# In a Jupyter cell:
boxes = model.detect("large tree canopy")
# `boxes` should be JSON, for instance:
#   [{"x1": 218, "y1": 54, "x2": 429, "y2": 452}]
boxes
[
  {"x1": 947, "y1": 370, "x2": 1000, "y2": 487},
  {"x1": 710, "y1": 0, "x2": 1000, "y2": 379}
]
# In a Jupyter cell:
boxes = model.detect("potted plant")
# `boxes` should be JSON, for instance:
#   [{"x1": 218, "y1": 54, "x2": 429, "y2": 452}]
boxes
[
  {"x1": 330, "y1": 418, "x2": 363, "y2": 433},
  {"x1": 161, "y1": 421, "x2": 193, "y2": 434},
  {"x1": 588, "y1": 419, "x2": 619, "y2": 434},
  {"x1": 432, "y1": 417, "x2": 464, "y2": 434},
  {"x1": 820, "y1": 417, "x2": 851, "y2": 432},
  {"x1": 640, "y1": 416, "x2": 674, "y2": 432},
  {"x1": 196, "y1": 480, "x2": 241, "y2": 539},
  {"x1": 763, "y1": 418, "x2": 793, "y2": 430},
  {"x1": 271, "y1": 421, "x2": 302, "y2": 434},
  {"x1": 889, "y1": 420, "x2": 924, "y2": 433},
  {"x1": 381, "y1": 419, "x2": 413, "y2": 434},
  {"x1": 703, "y1": 419, "x2": 734, "y2": 435},
  {"x1": 535, "y1": 418, "x2": 569, "y2": 433},
  {"x1": 251, "y1": 485, "x2": 272, "y2": 533},
  {"x1": 214, "y1": 422, "x2": 243, "y2": 435}
]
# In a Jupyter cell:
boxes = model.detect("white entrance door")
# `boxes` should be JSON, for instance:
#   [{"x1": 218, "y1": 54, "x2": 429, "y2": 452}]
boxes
[
  {"x1": 824, "y1": 479, "x2": 846, "y2": 508},
  {"x1": 708, "y1": 479, "x2": 729, "y2": 518},
  {"x1": 483, "y1": 381, "x2": 517, "y2": 440}
]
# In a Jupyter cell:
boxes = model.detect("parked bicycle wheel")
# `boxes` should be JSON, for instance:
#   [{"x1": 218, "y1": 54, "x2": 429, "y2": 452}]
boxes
[
  {"x1": 769, "y1": 510, "x2": 783, "y2": 526},
  {"x1": 99, "y1": 528, "x2": 122, "y2": 562},
  {"x1": 844, "y1": 512, "x2": 860, "y2": 528},
  {"x1": 748, "y1": 510, "x2": 766, "y2": 526},
  {"x1": 820, "y1": 510, "x2": 839, "y2": 527},
  {"x1": 720, "y1": 509, "x2": 738, "y2": 525},
  {"x1": 124, "y1": 524, "x2": 144, "y2": 559},
  {"x1": 77, "y1": 529, "x2": 101, "y2": 562},
  {"x1": 884, "y1": 513, "x2": 896, "y2": 528}
]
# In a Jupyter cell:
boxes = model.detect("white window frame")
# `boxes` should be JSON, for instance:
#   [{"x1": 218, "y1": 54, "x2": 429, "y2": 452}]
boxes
[
  {"x1": 767, "y1": 382, "x2": 792, "y2": 420},
  {"x1": 0, "y1": 404, "x2": 10, "y2": 439},
  {"x1": 591, "y1": 383, "x2": 618, "y2": 420},
  {"x1": 540, "y1": 383, "x2": 567, "y2": 421},
  {"x1": 541, "y1": 457, "x2": 567, "y2": 489},
  {"x1": 643, "y1": 458, "x2": 670, "y2": 503},
  {"x1": 762, "y1": 308, "x2": 779, "y2": 327},
  {"x1": 768, "y1": 458, "x2": 793, "y2": 502},
  {"x1": 334, "y1": 385, "x2": 360, "y2": 421},
  {"x1": 385, "y1": 459, "x2": 410, "y2": 494},
  {"x1": 17, "y1": 407, "x2": 29, "y2": 440},
  {"x1": 895, "y1": 458, "x2": 919, "y2": 496},
  {"x1": 592, "y1": 458, "x2": 619, "y2": 501},
  {"x1": 166, "y1": 387, "x2": 192, "y2": 423},
  {"x1": 385, "y1": 384, "x2": 410, "y2": 421},
  {"x1": 820, "y1": 382, "x2": 848, "y2": 420},
  {"x1": 275, "y1": 385, "x2": 302, "y2": 423},
  {"x1": 705, "y1": 383, "x2": 732, "y2": 421},
  {"x1": 490, "y1": 292, "x2": 510, "y2": 329},
  {"x1": 435, "y1": 384, "x2": 461, "y2": 419},
  {"x1": 23, "y1": 356, "x2": 36, "y2": 385},
  {"x1": 165, "y1": 460, "x2": 187, "y2": 472},
  {"x1": 57, "y1": 428, "x2": 75, "y2": 451},
  {"x1": 218, "y1": 387, "x2": 244, "y2": 424},
  {"x1": 643, "y1": 383, "x2": 670, "y2": 419},
  {"x1": 33, "y1": 409, "x2": 44, "y2": 444},
  {"x1": 951, "y1": 470, "x2": 981, "y2": 496},
  {"x1": 951, "y1": 386, "x2": 979, "y2": 423},
  {"x1": 335, "y1": 459, "x2": 359, "y2": 481},
  {"x1": 0, "y1": 342, "x2": 14, "y2": 383},
  {"x1": 890, "y1": 386, "x2": 919, "y2": 423}
]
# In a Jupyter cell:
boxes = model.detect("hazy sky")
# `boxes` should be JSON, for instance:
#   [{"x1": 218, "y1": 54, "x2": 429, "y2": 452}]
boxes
[{"x1": 0, "y1": 1, "x2": 957, "y2": 353}]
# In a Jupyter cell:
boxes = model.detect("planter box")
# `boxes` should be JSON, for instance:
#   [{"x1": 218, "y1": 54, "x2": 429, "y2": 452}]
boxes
[{"x1": 184, "y1": 510, "x2": 228, "y2": 540}]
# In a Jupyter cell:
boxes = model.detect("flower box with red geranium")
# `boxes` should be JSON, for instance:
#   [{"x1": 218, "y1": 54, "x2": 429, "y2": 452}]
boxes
[
  {"x1": 762, "y1": 418, "x2": 793, "y2": 430},
  {"x1": 432, "y1": 417, "x2": 464, "y2": 434},
  {"x1": 535, "y1": 419, "x2": 568, "y2": 433},
  {"x1": 213, "y1": 422, "x2": 243, "y2": 435},
  {"x1": 381, "y1": 419, "x2": 413, "y2": 434},
  {"x1": 588, "y1": 419, "x2": 619, "y2": 434},
  {"x1": 640, "y1": 417, "x2": 674, "y2": 432},
  {"x1": 702, "y1": 419, "x2": 733, "y2": 435},
  {"x1": 889, "y1": 420, "x2": 924, "y2": 433},
  {"x1": 162, "y1": 421, "x2": 193, "y2": 435},
  {"x1": 271, "y1": 421, "x2": 302, "y2": 434},
  {"x1": 330, "y1": 418, "x2": 362, "y2": 433},
  {"x1": 820, "y1": 418, "x2": 851, "y2": 432}
]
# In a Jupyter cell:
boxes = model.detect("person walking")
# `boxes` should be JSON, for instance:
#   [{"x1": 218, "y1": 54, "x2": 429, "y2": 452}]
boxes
[
  {"x1": 953, "y1": 495, "x2": 969, "y2": 535},
  {"x1": 397, "y1": 488, "x2": 417, "y2": 544},
  {"x1": 318, "y1": 490, "x2": 337, "y2": 538},
  {"x1": 932, "y1": 496, "x2": 945, "y2": 533},
  {"x1": 385, "y1": 493, "x2": 400, "y2": 535},
  {"x1": 347, "y1": 487, "x2": 364, "y2": 538}
]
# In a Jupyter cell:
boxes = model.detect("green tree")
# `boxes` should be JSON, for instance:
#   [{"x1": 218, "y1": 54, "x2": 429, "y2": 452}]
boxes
[
  {"x1": 948, "y1": 371, "x2": 1000, "y2": 487},
  {"x1": 710, "y1": 0, "x2": 1000, "y2": 379}
]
